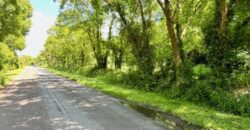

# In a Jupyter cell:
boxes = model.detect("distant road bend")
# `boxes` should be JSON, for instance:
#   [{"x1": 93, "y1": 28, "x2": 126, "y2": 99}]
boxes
[{"x1": 0, "y1": 67, "x2": 166, "y2": 130}]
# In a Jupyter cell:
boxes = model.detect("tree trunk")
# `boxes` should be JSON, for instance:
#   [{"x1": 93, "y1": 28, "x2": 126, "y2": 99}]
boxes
[
  {"x1": 157, "y1": 0, "x2": 182, "y2": 69},
  {"x1": 97, "y1": 55, "x2": 108, "y2": 69},
  {"x1": 220, "y1": 0, "x2": 228, "y2": 48},
  {"x1": 107, "y1": 0, "x2": 155, "y2": 75},
  {"x1": 115, "y1": 51, "x2": 123, "y2": 69}
]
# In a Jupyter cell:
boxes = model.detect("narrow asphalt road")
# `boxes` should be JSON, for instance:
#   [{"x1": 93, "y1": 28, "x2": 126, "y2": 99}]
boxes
[{"x1": 0, "y1": 67, "x2": 166, "y2": 130}]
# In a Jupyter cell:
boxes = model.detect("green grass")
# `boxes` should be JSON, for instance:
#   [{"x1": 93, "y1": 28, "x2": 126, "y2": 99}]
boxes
[
  {"x1": 47, "y1": 68, "x2": 250, "y2": 130},
  {"x1": 0, "y1": 68, "x2": 23, "y2": 88}
]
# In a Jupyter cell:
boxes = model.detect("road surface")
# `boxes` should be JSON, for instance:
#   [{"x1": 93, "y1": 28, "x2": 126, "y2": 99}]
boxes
[{"x1": 0, "y1": 67, "x2": 166, "y2": 130}]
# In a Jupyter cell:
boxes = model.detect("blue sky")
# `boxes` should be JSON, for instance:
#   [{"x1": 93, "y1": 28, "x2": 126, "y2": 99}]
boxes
[
  {"x1": 30, "y1": 0, "x2": 59, "y2": 17},
  {"x1": 20, "y1": 0, "x2": 59, "y2": 57}
]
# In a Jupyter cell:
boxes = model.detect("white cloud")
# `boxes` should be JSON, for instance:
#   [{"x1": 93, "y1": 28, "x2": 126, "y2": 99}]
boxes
[{"x1": 20, "y1": 11, "x2": 56, "y2": 57}]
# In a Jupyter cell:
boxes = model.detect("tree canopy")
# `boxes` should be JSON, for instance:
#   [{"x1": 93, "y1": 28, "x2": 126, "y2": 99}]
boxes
[{"x1": 0, "y1": 0, "x2": 32, "y2": 83}]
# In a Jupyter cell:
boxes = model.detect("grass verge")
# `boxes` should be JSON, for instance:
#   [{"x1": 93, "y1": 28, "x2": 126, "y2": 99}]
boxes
[
  {"x1": 47, "y1": 68, "x2": 250, "y2": 130},
  {"x1": 0, "y1": 68, "x2": 24, "y2": 88}
]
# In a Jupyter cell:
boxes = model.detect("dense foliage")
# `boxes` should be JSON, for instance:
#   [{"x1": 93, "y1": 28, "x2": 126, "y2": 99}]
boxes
[
  {"x1": 39, "y1": 0, "x2": 250, "y2": 117},
  {"x1": 19, "y1": 55, "x2": 35, "y2": 67},
  {"x1": 0, "y1": 0, "x2": 32, "y2": 85}
]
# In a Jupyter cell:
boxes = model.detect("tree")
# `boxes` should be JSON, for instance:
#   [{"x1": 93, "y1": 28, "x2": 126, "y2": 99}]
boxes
[
  {"x1": 156, "y1": 0, "x2": 182, "y2": 70},
  {"x1": 0, "y1": 0, "x2": 32, "y2": 70},
  {"x1": 104, "y1": 0, "x2": 156, "y2": 75}
]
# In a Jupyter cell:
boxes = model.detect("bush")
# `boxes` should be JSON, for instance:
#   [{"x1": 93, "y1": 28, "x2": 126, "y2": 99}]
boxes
[
  {"x1": 120, "y1": 70, "x2": 157, "y2": 90},
  {"x1": 98, "y1": 70, "x2": 123, "y2": 84},
  {"x1": 85, "y1": 67, "x2": 108, "y2": 77},
  {"x1": 183, "y1": 64, "x2": 250, "y2": 117},
  {"x1": 183, "y1": 64, "x2": 214, "y2": 101},
  {"x1": 185, "y1": 82, "x2": 250, "y2": 117},
  {"x1": 210, "y1": 90, "x2": 237, "y2": 113},
  {"x1": 210, "y1": 90, "x2": 250, "y2": 117},
  {"x1": 167, "y1": 62, "x2": 194, "y2": 97},
  {"x1": 184, "y1": 80, "x2": 213, "y2": 102},
  {"x1": 83, "y1": 68, "x2": 158, "y2": 91},
  {"x1": 192, "y1": 64, "x2": 212, "y2": 79},
  {"x1": 236, "y1": 94, "x2": 250, "y2": 116},
  {"x1": 236, "y1": 71, "x2": 250, "y2": 87}
]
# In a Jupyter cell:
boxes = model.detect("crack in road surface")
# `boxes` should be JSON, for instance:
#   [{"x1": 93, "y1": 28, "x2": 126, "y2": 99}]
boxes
[{"x1": 0, "y1": 67, "x2": 167, "y2": 130}]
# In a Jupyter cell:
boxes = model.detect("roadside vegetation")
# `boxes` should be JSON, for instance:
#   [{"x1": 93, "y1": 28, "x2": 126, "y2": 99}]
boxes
[
  {"x1": 0, "y1": 0, "x2": 32, "y2": 85},
  {"x1": 0, "y1": 68, "x2": 24, "y2": 88},
  {"x1": 48, "y1": 67, "x2": 250, "y2": 130},
  {"x1": 37, "y1": 0, "x2": 250, "y2": 129}
]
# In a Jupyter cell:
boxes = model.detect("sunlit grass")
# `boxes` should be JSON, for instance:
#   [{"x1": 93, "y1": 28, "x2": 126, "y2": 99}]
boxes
[
  {"x1": 48, "y1": 68, "x2": 250, "y2": 130},
  {"x1": 2, "y1": 68, "x2": 23, "y2": 86}
]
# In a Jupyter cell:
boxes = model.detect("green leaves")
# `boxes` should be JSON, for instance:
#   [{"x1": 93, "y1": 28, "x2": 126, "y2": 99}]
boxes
[
  {"x1": 0, "y1": 0, "x2": 32, "y2": 41},
  {"x1": 0, "y1": 43, "x2": 15, "y2": 68},
  {"x1": 4, "y1": 35, "x2": 25, "y2": 51},
  {"x1": 0, "y1": 0, "x2": 32, "y2": 71},
  {"x1": 192, "y1": 64, "x2": 212, "y2": 79}
]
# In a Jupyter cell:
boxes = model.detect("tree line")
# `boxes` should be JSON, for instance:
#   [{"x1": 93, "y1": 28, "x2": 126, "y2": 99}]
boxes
[
  {"x1": 0, "y1": 0, "x2": 32, "y2": 84},
  {"x1": 39, "y1": 0, "x2": 250, "y2": 116}
]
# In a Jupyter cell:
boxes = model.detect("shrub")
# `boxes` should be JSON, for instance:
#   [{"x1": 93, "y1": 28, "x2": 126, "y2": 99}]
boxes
[
  {"x1": 236, "y1": 71, "x2": 250, "y2": 87},
  {"x1": 211, "y1": 91, "x2": 250, "y2": 117},
  {"x1": 120, "y1": 70, "x2": 157, "y2": 90},
  {"x1": 85, "y1": 67, "x2": 107, "y2": 77},
  {"x1": 236, "y1": 94, "x2": 250, "y2": 116},
  {"x1": 99, "y1": 70, "x2": 123, "y2": 84},
  {"x1": 183, "y1": 64, "x2": 250, "y2": 116},
  {"x1": 210, "y1": 90, "x2": 238, "y2": 113},
  {"x1": 183, "y1": 64, "x2": 213, "y2": 99},
  {"x1": 192, "y1": 64, "x2": 212, "y2": 79},
  {"x1": 184, "y1": 80, "x2": 213, "y2": 102}
]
